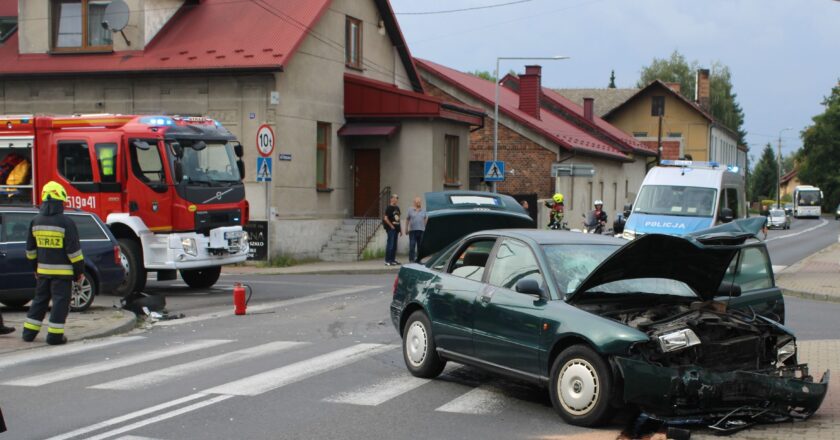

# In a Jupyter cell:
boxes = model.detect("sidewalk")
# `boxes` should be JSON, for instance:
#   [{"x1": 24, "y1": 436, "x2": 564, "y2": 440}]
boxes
[
  {"x1": 776, "y1": 242, "x2": 840, "y2": 303},
  {"x1": 0, "y1": 306, "x2": 136, "y2": 355},
  {"x1": 222, "y1": 258, "x2": 403, "y2": 276}
]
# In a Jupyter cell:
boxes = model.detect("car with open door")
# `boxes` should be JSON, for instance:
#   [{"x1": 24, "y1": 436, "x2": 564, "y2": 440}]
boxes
[{"x1": 391, "y1": 191, "x2": 827, "y2": 432}]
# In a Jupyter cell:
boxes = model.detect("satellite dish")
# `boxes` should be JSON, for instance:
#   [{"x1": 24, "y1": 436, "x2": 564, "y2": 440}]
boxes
[{"x1": 102, "y1": 0, "x2": 130, "y2": 32}]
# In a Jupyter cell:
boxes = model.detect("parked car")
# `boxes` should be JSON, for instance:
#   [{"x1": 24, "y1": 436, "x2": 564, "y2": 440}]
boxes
[
  {"x1": 0, "y1": 206, "x2": 125, "y2": 311},
  {"x1": 766, "y1": 208, "x2": 791, "y2": 229},
  {"x1": 784, "y1": 203, "x2": 794, "y2": 216},
  {"x1": 391, "y1": 192, "x2": 827, "y2": 431}
]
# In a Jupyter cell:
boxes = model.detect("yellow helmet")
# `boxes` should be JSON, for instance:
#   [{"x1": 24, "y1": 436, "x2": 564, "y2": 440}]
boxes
[
  {"x1": 552, "y1": 193, "x2": 564, "y2": 203},
  {"x1": 42, "y1": 181, "x2": 68, "y2": 202}
]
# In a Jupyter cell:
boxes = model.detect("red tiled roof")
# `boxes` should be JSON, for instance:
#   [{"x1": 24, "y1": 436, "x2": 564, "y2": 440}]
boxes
[
  {"x1": 781, "y1": 169, "x2": 798, "y2": 185},
  {"x1": 415, "y1": 58, "x2": 629, "y2": 161},
  {"x1": 0, "y1": 0, "x2": 424, "y2": 91}
]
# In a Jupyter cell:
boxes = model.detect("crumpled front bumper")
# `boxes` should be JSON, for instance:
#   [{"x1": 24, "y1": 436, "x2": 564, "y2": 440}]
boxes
[{"x1": 615, "y1": 357, "x2": 830, "y2": 424}]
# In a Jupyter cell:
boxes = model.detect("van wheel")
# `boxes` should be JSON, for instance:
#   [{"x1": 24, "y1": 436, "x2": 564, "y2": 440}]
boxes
[
  {"x1": 115, "y1": 239, "x2": 146, "y2": 296},
  {"x1": 549, "y1": 345, "x2": 615, "y2": 427},
  {"x1": 71, "y1": 269, "x2": 97, "y2": 312},
  {"x1": 180, "y1": 267, "x2": 221, "y2": 289}
]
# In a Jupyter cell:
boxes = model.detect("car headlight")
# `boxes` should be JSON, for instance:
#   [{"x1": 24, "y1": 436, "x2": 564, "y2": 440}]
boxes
[
  {"x1": 239, "y1": 232, "x2": 250, "y2": 253},
  {"x1": 777, "y1": 340, "x2": 796, "y2": 364},
  {"x1": 622, "y1": 229, "x2": 636, "y2": 240},
  {"x1": 657, "y1": 329, "x2": 701, "y2": 353},
  {"x1": 182, "y1": 238, "x2": 198, "y2": 256}
]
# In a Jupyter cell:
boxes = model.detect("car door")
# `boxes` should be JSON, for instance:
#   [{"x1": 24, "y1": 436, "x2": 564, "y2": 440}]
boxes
[
  {"x1": 0, "y1": 212, "x2": 37, "y2": 295},
  {"x1": 718, "y1": 245, "x2": 785, "y2": 323},
  {"x1": 472, "y1": 238, "x2": 546, "y2": 375},
  {"x1": 126, "y1": 139, "x2": 173, "y2": 232},
  {"x1": 427, "y1": 237, "x2": 497, "y2": 357}
]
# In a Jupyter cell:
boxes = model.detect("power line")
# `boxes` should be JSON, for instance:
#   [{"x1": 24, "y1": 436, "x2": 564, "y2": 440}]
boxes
[{"x1": 396, "y1": 0, "x2": 533, "y2": 16}]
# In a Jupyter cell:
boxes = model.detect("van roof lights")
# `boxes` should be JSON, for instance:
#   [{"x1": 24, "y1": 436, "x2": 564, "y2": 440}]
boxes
[
  {"x1": 660, "y1": 160, "x2": 721, "y2": 169},
  {"x1": 139, "y1": 116, "x2": 175, "y2": 126}
]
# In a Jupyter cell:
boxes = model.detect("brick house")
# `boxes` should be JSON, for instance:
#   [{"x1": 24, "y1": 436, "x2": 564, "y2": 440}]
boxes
[{"x1": 415, "y1": 59, "x2": 656, "y2": 224}]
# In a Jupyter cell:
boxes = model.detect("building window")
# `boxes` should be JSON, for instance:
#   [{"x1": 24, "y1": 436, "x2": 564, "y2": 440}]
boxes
[
  {"x1": 52, "y1": 0, "x2": 113, "y2": 51},
  {"x1": 0, "y1": 17, "x2": 17, "y2": 43},
  {"x1": 632, "y1": 132, "x2": 648, "y2": 138},
  {"x1": 316, "y1": 122, "x2": 331, "y2": 189},
  {"x1": 345, "y1": 16, "x2": 362, "y2": 69},
  {"x1": 651, "y1": 96, "x2": 665, "y2": 117},
  {"x1": 445, "y1": 135, "x2": 460, "y2": 185},
  {"x1": 58, "y1": 141, "x2": 94, "y2": 182}
]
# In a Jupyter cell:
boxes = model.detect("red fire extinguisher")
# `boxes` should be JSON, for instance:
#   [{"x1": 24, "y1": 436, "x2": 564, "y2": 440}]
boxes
[{"x1": 233, "y1": 283, "x2": 251, "y2": 315}]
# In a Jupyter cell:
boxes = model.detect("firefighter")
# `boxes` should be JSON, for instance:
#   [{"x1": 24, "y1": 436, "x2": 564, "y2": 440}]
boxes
[{"x1": 22, "y1": 181, "x2": 84, "y2": 345}]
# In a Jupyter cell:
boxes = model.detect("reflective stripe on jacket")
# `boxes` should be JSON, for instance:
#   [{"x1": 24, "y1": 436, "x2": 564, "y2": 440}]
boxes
[{"x1": 25, "y1": 200, "x2": 84, "y2": 279}]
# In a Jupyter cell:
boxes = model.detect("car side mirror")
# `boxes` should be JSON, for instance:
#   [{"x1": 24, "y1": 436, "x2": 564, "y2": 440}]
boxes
[
  {"x1": 515, "y1": 279, "x2": 546, "y2": 299},
  {"x1": 173, "y1": 160, "x2": 184, "y2": 183},
  {"x1": 719, "y1": 207, "x2": 734, "y2": 223},
  {"x1": 717, "y1": 281, "x2": 741, "y2": 298},
  {"x1": 623, "y1": 203, "x2": 632, "y2": 218},
  {"x1": 233, "y1": 143, "x2": 244, "y2": 158},
  {"x1": 237, "y1": 160, "x2": 245, "y2": 179}
]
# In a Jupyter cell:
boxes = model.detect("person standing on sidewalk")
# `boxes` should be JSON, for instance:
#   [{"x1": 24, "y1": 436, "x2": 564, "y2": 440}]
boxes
[
  {"x1": 383, "y1": 194, "x2": 401, "y2": 266},
  {"x1": 405, "y1": 196, "x2": 428, "y2": 263},
  {"x1": 22, "y1": 181, "x2": 85, "y2": 345},
  {"x1": 0, "y1": 310, "x2": 14, "y2": 335}
]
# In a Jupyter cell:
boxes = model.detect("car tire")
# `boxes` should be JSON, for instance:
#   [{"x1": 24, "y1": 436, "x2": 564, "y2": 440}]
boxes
[
  {"x1": 180, "y1": 267, "x2": 222, "y2": 289},
  {"x1": 115, "y1": 239, "x2": 146, "y2": 296},
  {"x1": 402, "y1": 311, "x2": 446, "y2": 378},
  {"x1": 549, "y1": 345, "x2": 615, "y2": 427},
  {"x1": 0, "y1": 299, "x2": 31, "y2": 309},
  {"x1": 71, "y1": 269, "x2": 97, "y2": 312}
]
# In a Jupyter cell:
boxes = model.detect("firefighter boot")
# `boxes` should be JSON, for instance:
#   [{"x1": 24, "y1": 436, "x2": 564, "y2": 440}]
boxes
[
  {"x1": 46, "y1": 323, "x2": 67, "y2": 345},
  {"x1": 21, "y1": 319, "x2": 41, "y2": 342},
  {"x1": 0, "y1": 314, "x2": 14, "y2": 335}
]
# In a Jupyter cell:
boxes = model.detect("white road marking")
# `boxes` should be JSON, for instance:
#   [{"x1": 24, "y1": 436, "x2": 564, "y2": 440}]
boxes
[
  {"x1": 324, "y1": 364, "x2": 461, "y2": 406},
  {"x1": 205, "y1": 343, "x2": 395, "y2": 396},
  {"x1": 765, "y1": 219, "x2": 829, "y2": 242},
  {"x1": 82, "y1": 395, "x2": 233, "y2": 440},
  {"x1": 435, "y1": 385, "x2": 508, "y2": 415},
  {"x1": 43, "y1": 393, "x2": 209, "y2": 440},
  {"x1": 154, "y1": 285, "x2": 377, "y2": 327},
  {"x1": 0, "y1": 336, "x2": 145, "y2": 371},
  {"x1": 90, "y1": 341, "x2": 307, "y2": 391},
  {"x1": 3, "y1": 339, "x2": 232, "y2": 387},
  {"x1": 114, "y1": 436, "x2": 166, "y2": 440},
  {"x1": 772, "y1": 265, "x2": 787, "y2": 273}
]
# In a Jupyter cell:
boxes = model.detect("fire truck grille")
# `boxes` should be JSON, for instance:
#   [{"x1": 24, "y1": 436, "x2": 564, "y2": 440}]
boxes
[{"x1": 195, "y1": 209, "x2": 242, "y2": 235}]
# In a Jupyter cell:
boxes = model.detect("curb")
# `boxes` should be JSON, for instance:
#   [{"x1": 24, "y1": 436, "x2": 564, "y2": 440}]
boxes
[
  {"x1": 80, "y1": 309, "x2": 138, "y2": 341},
  {"x1": 781, "y1": 288, "x2": 840, "y2": 304}
]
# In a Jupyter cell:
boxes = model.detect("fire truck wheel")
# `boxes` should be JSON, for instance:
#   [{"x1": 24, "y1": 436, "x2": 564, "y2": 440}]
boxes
[
  {"x1": 116, "y1": 238, "x2": 147, "y2": 296},
  {"x1": 180, "y1": 267, "x2": 222, "y2": 289}
]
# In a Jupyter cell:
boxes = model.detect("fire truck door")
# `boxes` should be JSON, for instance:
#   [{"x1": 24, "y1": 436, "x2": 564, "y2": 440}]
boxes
[{"x1": 126, "y1": 139, "x2": 173, "y2": 233}]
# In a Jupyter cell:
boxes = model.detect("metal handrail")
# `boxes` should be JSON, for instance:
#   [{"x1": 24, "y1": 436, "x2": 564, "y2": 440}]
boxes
[{"x1": 354, "y1": 186, "x2": 391, "y2": 257}]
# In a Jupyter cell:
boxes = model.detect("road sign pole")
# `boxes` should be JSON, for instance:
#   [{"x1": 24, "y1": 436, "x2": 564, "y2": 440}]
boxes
[
  {"x1": 256, "y1": 124, "x2": 275, "y2": 260},
  {"x1": 265, "y1": 180, "x2": 270, "y2": 260}
]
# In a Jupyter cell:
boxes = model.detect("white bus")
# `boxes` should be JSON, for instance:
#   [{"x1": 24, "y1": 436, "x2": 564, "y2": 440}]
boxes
[{"x1": 793, "y1": 185, "x2": 823, "y2": 218}]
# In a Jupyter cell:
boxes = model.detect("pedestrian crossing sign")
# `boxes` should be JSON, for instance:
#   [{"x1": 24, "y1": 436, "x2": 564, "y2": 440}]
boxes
[
  {"x1": 256, "y1": 157, "x2": 272, "y2": 182},
  {"x1": 484, "y1": 160, "x2": 505, "y2": 182}
]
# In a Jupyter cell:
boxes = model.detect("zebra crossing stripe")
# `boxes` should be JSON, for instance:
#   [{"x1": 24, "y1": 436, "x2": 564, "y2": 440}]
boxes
[
  {"x1": 0, "y1": 336, "x2": 145, "y2": 371},
  {"x1": 3, "y1": 339, "x2": 232, "y2": 387},
  {"x1": 205, "y1": 343, "x2": 396, "y2": 396},
  {"x1": 323, "y1": 364, "x2": 461, "y2": 406},
  {"x1": 435, "y1": 385, "x2": 508, "y2": 415},
  {"x1": 90, "y1": 341, "x2": 307, "y2": 391}
]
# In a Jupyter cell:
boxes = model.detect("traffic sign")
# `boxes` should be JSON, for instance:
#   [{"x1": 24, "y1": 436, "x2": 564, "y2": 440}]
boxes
[
  {"x1": 256, "y1": 124, "x2": 275, "y2": 158},
  {"x1": 484, "y1": 160, "x2": 505, "y2": 182},
  {"x1": 256, "y1": 157, "x2": 272, "y2": 182}
]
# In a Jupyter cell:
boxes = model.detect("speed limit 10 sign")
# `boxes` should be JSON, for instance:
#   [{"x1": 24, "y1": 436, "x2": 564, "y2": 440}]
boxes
[{"x1": 256, "y1": 124, "x2": 275, "y2": 158}]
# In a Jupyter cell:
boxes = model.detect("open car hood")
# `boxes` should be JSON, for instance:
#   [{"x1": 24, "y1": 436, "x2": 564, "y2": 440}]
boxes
[
  {"x1": 418, "y1": 191, "x2": 535, "y2": 259},
  {"x1": 568, "y1": 219, "x2": 767, "y2": 301}
]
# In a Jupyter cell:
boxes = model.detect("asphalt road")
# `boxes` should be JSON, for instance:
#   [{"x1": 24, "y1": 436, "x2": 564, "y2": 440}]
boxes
[
  {"x1": 2, "y1": 272, "x2": 840, "y2": 439},
  {"x1": 763, "y1": 215, "x2": 840, "y2": 267}
]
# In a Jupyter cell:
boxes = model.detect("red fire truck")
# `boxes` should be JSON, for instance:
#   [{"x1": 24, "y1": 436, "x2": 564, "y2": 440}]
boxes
[{"x1": 0, "y1": 114, "x2": 249, "y2": 295}]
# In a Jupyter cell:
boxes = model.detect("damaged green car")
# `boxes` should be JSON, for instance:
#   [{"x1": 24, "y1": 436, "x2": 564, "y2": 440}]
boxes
[{"x1": 390, "y1": 192, "x2": 828, "y2": 431}]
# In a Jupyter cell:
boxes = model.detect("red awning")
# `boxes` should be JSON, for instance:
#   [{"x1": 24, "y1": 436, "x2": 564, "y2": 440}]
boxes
[{"x1": 337, "y1": 123, "x2": 400, "y2": 137}]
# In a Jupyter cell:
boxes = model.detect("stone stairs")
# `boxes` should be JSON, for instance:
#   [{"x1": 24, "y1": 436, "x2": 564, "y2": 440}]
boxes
[{"x1": 319, "y1": 218, "x2": 376, "y2": 262}]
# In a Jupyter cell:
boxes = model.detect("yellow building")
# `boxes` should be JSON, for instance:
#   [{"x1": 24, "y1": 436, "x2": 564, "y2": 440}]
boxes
[{"x1": 780, "y1": 169, "x2": 800, "y2": 197}]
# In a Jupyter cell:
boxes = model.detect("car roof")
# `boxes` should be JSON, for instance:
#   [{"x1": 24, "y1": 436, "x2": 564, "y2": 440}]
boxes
[
  {"x1": 0, "y1": 205, "x2": 92, "y2": 215},
  {"x1": 469, "y1": 229, "x2": 626, "y2": 246}
]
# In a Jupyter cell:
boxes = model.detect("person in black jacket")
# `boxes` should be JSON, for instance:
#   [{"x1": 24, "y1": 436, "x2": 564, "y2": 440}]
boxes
[{"x1": 22, "y1": 181, "x2": 85, "y2": 345}]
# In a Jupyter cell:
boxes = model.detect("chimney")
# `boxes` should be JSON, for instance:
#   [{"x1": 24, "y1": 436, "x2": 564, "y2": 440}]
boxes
[
  {"x1": 583, "y1": 97, "x2": 594, "y2": 121},
  {"x1": 665, "y1": 82, "x2": 681, "y2": 94},
  {"x1": 518, "y1": 65, "x2": 542, "y2": 120},
  {"x1": 695, "y1": 69, "x2": 710, "y2": 110}
]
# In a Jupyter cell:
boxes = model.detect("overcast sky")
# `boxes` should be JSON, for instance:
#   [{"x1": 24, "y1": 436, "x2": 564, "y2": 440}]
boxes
[{"x1": 390, "y1": 0, "x2": 840, "y2": 159}]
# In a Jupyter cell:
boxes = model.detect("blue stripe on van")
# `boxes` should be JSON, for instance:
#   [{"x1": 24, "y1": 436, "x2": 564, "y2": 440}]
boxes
[{"x1": 625, "y1": 213, "x2": 714, "y2": 236}]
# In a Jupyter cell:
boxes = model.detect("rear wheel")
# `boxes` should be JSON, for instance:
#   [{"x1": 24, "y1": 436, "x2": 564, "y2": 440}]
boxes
[
  {"x1": 70, "y1": 269, "x2": 97, "y2": 312},
  {"x1": 549, "y1": 345, "x2": 615, "y2": 427},
  {"x1": 115, "y1": 239, "x2": 146, "y2": 296},
  {"x1": 402, "y1": 311, "x2": 446, "y2": 378},
  {"x1": 180, "y1": 267, "x2": 222, "y2": 289}
]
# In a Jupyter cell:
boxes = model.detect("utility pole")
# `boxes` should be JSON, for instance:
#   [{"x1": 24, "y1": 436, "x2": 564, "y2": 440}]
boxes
[
  {"x1": 656, "y1": 114, "x2": 663, "y2": 165},
  {"x1": 777, "y1": 127, "x2": 792, "y2": 208}
]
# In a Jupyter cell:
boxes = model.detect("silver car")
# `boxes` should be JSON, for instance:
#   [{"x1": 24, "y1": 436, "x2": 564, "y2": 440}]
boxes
[{"x1": 767, "y1": 208, "x2": 791, "y2": 230}]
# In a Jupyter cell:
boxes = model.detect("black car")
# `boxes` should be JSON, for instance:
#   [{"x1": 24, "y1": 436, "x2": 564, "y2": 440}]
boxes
[{"x1": 0, "y1": 206, "x2": 125, "y2": 311}]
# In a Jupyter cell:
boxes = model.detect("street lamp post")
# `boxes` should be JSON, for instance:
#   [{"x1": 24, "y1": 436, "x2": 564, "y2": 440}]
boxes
[
  {"x1": 777, "y1": 127, "x2": 793, "y2": 208},
  {"x1": 492, "y1": 56, "x2": 569, "y2": 192}
]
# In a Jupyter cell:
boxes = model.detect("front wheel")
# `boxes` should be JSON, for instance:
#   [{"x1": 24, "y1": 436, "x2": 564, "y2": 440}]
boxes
[
  {"x1": 402, "y1": 311, "x2": 446, "y2": 378},
  {"x1": 71, "y1": 269, "x2": 97, "y2": 312},
  {"x1": 180, "y1": 267, "x2": 222, "y2": 289},
  {"x1": 549, "y1": 345, "x2": 615, "y2": 427},
  {"x1": 115, "y1": 239, "x2": 146, "y2": 296}
]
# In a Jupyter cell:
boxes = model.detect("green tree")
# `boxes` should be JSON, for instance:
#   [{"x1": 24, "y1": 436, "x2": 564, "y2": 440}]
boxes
[
  {"x1": 468, "y1": 69, "x2": 517, "y2": 83},
  {"x1": 750, "y1": 143, "x2": 779, "y2": 203},
  {"x1": 799, "y1": 82, "x2": 840, "y2": 212},
  {"x1": 638, "y1": 51, "x2": 746, "y2": 145}
]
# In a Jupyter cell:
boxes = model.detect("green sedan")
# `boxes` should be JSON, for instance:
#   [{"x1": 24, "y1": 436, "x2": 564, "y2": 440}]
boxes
[{"x1": 390, "y1": 191, "x2": 828, "y2": 431}]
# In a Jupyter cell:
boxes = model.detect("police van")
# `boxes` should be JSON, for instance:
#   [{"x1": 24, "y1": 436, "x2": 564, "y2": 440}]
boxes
[{"x1": 621, "y1": 160, "x2": 746, "y2": 239}]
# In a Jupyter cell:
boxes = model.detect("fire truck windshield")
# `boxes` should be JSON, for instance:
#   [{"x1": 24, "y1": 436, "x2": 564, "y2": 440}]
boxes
[{"x1": 179, "y1": 142, "x2": 241, "y2": 184}]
